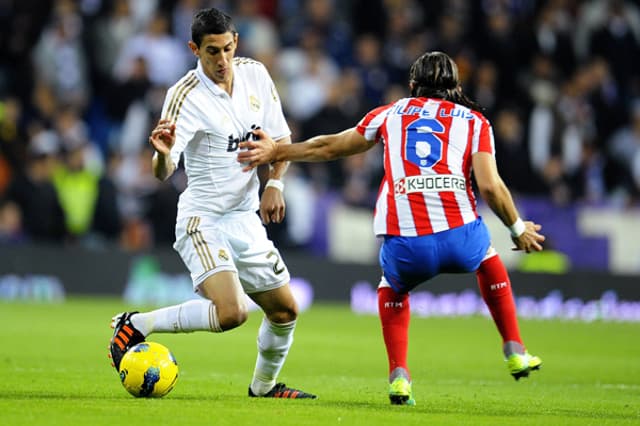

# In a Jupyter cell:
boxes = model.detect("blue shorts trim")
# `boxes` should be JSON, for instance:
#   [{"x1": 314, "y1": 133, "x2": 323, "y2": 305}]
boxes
[{"x1": 380, "y1": 218, "x2": 491, "y2": 293}]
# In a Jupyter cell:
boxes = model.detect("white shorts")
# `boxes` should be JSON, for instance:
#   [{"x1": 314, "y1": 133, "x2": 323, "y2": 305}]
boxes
[{"x1": 173, "y1": 211, "x2": 290, "y2": 294}]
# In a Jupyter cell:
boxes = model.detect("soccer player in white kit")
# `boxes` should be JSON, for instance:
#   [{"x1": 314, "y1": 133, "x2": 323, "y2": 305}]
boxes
[
  {"x1": 109, "y1": 7, "x2": 316, "y2": 399},
  {"x1": 238, "y1": 52, "x2": 545, "y2": 405}
]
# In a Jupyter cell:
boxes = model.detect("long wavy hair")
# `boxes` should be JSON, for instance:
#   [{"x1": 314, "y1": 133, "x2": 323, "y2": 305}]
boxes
[{"x1": 409, "y1": 51, "x2": 481, "y2": 111}]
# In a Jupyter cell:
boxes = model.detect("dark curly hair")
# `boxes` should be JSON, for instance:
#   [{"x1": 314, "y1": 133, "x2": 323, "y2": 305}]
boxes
[
  {"x1": 191, "y1": 8, "x2": 236, "y2": 47},
  {"x1": 409, "y1": 51, "x2": 481, "y2": 111}
]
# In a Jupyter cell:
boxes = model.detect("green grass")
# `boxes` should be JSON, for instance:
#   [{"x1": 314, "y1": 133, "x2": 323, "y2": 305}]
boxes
[{"x1": 1, "y1": 298, "x2": 639, "y2": 425}]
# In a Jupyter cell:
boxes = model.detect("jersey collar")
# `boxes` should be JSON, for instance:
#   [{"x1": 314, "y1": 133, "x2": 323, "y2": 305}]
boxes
[{"x1": 196, "y1": 60, "x2": 232, "y2": 97}]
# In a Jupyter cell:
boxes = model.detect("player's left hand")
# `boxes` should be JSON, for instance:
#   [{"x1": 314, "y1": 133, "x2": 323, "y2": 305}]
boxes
[
  {"x1": 259, "y1": 185, "x2": 286, "y2": 225},
  {"x1": 511, "y1": 221, "x2": 545, "y2": 253},
  {"x1": 238, "y1": 129, "x2": 278, "y2": 172}
]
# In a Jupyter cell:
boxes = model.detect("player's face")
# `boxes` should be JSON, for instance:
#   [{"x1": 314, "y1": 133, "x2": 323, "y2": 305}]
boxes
[{"x1": 190, "y1": 32, "x2": 238, "y2": 87}]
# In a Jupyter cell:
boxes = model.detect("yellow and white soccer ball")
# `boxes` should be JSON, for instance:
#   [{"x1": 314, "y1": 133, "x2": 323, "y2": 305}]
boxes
[{"x1": 118, "y1": 342, "x2": 179, "y2": 398}]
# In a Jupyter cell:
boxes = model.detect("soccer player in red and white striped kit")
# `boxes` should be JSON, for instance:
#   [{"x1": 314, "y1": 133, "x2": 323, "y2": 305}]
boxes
[{"x1": 239, "y1": 51, "x2": 545, "y2": 405}]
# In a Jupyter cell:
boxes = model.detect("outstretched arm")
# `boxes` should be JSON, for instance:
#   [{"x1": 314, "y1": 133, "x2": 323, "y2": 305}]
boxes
[
  {"x1": 267, "y1": 135, "x2": 291, "y2": 180},
  {"x1": 238, "y1": 128, "x2": 375, "y2": 171},
  {"x1": 472, "y1": 152, "x2": 545, "y2": 252}
]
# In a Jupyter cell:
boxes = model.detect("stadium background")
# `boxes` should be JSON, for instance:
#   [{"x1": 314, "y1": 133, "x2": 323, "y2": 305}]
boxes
[{"x1": 0, "y1": 0, "x2": 639, "y2": 313}]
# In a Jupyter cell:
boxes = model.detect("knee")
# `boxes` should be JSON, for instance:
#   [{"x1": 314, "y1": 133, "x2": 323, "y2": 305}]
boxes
[
  {"x1": 267, "y1": 304, "x2": 298, "y2": 324},
  {"x1": 217, "y1": 303, "x2": 249, "y2": 330}
]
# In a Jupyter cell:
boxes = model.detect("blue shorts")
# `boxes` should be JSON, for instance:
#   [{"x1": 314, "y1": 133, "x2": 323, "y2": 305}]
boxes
[{"x1": 379, "y1": 218, "x2": 491, "y2": 293}]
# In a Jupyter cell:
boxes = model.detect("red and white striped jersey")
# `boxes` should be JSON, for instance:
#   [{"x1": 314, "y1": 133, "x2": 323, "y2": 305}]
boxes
[{"x1": 355, "y1": 97, "x2": 495, "y2": 237}]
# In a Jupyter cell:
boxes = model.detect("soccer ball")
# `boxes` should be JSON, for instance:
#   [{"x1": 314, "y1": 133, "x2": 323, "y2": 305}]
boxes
[{"x1": 118, "y1": 341, "x2": 179, "y2": 398}]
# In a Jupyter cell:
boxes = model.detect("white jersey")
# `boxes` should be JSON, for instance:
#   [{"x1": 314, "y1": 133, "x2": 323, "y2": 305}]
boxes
[{"x1": 161, "y1": 58, "x2": 291, "y2": 221}]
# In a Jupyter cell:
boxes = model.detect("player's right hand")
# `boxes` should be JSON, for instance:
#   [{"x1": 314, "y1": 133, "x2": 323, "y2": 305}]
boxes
[
  {"x1": 238, "y1": 128, "x2": 278, "y2": 172},
  {"x1": 511, "y1": 221, "x2": 545, "y2": 253},
  {"x1": 149, "y1": 119, "x2": 176, "y2": 156}
]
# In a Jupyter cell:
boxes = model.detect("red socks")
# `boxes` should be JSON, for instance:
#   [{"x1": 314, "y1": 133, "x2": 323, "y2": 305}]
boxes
[
  {"x1": 377, "y1": 287, "x2": 410, "y2": 377},
  {"x1": 476, "y1": 254, "x2": 523, "y2": 345},
  {"x1": 377, "y1": 254, "x2": 521, "y2": 377}
]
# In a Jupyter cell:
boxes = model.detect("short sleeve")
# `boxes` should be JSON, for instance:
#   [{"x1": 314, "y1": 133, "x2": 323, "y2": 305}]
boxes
[
  {"x1": 160, "y1": 83, "x2": 200, "y2": 168},
  {"x1": 472, "y1": 113, "x2": 495, "y2": 155},
  {"x1": 258, "y1": 65, "x2": 290, "y2": 141},
  {"x1": 355, "y1": 104, "x2": 393, "y2": 141}
]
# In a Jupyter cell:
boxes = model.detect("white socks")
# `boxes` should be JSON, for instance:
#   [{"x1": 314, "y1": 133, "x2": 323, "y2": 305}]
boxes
[
  {"x1": 250, "y1": 317, "x2": 296, "y2": 396},
  {"x1": 130, "y1": 302, "x2": 295, "y2": 397},
  {"x1": 131, "y1": 299, "x2": 222, "y2": 336}
]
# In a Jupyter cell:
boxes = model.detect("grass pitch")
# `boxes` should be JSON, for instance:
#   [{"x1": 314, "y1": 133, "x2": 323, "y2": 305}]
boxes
[{"x1": 1, "y1": 298, "x2": 638, "y2": 425}]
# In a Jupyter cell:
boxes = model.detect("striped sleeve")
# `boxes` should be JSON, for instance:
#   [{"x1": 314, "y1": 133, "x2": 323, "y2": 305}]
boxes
[
  {"x1": 471, "y1": 112, "x2": 495, "y2": 155},
  {"x1": 355, "y1": 104, "x2": 393, "y2": 141},
  {"x1": 160, "y1": 72, "x2": 200, "y2": 167},
  {"x1": 162, "y1": 71, "x2": 199, "y2": 123}
]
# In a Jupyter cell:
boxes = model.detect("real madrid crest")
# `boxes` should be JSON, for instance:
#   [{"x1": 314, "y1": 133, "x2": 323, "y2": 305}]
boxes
[
  {"x1": 218, "y1": 249, "x2": 229, "y2": 261},
  {"x1": 249, "y1": 95, "x2": 260, "y2": 111}
]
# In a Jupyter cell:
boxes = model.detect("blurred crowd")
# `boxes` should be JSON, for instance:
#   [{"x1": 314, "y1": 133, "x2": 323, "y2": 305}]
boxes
[{"x1": 0, "y1": 0, "x2": 639, "y2": 250}]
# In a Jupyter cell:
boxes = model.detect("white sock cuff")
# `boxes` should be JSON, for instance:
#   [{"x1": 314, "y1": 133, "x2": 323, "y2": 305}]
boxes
[
  {"x1": 208, "y1": 302, "x2": 222, "y2": 333},
  {"x1": 264, "y1": 317, "x2": 296, "y2": 334},
  {"x1": 173, "y1": 299, "x2": 222, "y2": 333}
]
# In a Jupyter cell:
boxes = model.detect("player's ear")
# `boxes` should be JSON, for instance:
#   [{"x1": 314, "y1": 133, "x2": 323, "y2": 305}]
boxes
[
  {"x1": 232, "y1": 31, "x2": 239, "y2": 49},
  {"x1": 188, "y1": 40, "x2": 199, "y2": 57}
]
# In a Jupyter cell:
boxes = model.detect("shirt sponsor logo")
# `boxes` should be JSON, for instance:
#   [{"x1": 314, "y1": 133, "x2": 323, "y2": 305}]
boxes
[
  {"x1": 394, "y1": 174, "x2": 466, "y2": 196},
  {"x1": 227, "y1": 125, "x2": 261, "y2": 152}
]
